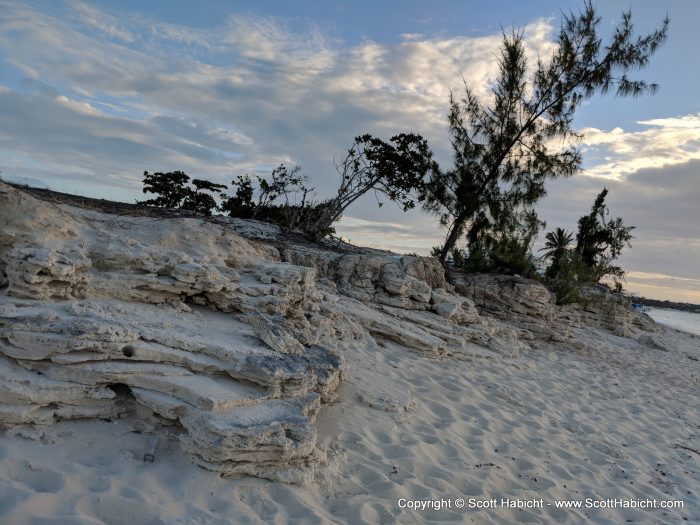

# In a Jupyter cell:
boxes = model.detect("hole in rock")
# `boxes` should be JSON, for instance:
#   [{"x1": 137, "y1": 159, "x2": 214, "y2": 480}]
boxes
[
  {"x1": 107, "y1": 383, "x2": 132, "y2": 398},
  {"x1": 122, "y1": 345, "x2": 135, "y2": 358}
]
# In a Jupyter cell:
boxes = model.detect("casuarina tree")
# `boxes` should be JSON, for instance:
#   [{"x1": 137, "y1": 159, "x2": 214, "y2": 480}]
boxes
[
  {"x1": 422, "y1": 1, "x2": 668, "y2": 264},
  {"x1": 575, "y1": 187, "x2": 634, "y2": 282}
]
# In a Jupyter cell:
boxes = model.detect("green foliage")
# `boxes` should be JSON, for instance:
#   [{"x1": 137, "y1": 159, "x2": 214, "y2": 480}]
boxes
[
  {"x1": 140, "y1": 133, "x2": 432, "y2": 242},
  {"x1": 450, "y1": 238, "x2": 536, "y2": 276},
  {"x1": 139, "y1": 171, "x2": 227, "y2": 216},
  {"x1": 140, "y1": 171, "x2": 192, "y2": 209},
  {"x1": 444, "y1": 208, "x2": 541, "y2": 275},
  {"x1": 422, "y1": 1, "x2": 668, "y2": 265},
  {"x1": 220, "y1": 175, "x2": 255, "y2": 218},
  {"x1": 222, "y1": 166, "x2": 309, "y2": 220},
  {"x1": 541, "y1": 188, "x2": 634, "y2": 303},
  {"x1": 252, "y1": 165, "x2": 309, "y2": 218},
  {"x1": 222, "y1": 133, "x2": 434, "y2": 242},
  {"x1": 356, "y1": 133, "x2": 436, "y2": 212},
  {"x1": 181, "y1": 179, "x2": 227, "y2": 214},
  {"x1": 544, "y1": 250, "x2": 596, "y2": 305},
  {"x1": 220, "y1": 165, "x2": 337, "y2": 239},
  {"x1": 292, "y1": 199, "x2": 338, "y2": 240},
  {"x1": 304, "y1": 133, "x2": 436, "y2": 242},
  {"x1": 575, "y1": 188, "x2": 634, "y2": 273},
  {"x1": 540, "y1": 227, "x2": 574, "y2": 278}
]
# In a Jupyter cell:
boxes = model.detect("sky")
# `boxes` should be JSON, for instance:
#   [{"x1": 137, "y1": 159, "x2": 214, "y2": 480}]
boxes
[{"x1": 1, "y1": 0, "x2": 699, "y2": 302}]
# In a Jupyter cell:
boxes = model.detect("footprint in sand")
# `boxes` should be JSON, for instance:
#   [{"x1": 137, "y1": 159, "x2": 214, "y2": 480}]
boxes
[
  {"x1": 82, "y1": 475, "x2": 110, "y2": 493},
  {"x1": 119, "y1": 485, "x2": 146, "y2": 502},
  {"x1": 8, "y1": 462, "x2": 65, "y2": 493}
]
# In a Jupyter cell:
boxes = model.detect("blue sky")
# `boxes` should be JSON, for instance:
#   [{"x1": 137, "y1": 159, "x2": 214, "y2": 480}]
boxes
[{"x1": 1, "y1": 0, "x2": 699, "y2": 301}]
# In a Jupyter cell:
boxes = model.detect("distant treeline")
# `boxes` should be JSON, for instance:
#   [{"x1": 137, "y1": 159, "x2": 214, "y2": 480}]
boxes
[{"x1": 632, "y1": 297, "x2": 700, "y2": 314}]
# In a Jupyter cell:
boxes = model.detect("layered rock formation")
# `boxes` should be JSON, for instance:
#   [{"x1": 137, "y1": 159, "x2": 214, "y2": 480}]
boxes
[
  {"x1": 449, "y1": 271, "x2": 661, "y2": 348},
  {"x1": 0, "y1": 183, "x2": 345, "y2": 481},
  {"x1": 0, "y1": 182, "x2": 662, "y2": 481}
]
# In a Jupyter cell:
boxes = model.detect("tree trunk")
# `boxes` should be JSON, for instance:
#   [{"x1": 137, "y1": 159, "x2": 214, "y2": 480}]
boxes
[{"x1": 438, "y1": 210, "x2": 470, "y2": 264}]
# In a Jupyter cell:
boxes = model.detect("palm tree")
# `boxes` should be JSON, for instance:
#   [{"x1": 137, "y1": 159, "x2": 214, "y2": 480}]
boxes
[
  {"x1": 540, "y1": 228, "x2": 573, "y2": 278},
  {"x1": 540, "y1": 228, "x2": 573, "y2": 260}
]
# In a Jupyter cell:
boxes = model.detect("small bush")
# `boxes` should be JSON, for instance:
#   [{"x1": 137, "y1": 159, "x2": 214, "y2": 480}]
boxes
[
  {"x1": 139, "y1": 171, "x2": 226, "y2": 216},
  {"x1": 220, "y1": 166, "x2": 337, "y2": 239},
  {"x1": 140, "y1": 131, "x2": 433, "y2": 243}
]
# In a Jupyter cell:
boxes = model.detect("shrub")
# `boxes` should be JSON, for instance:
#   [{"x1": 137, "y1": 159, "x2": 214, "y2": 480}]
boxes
[
  {"x1": 139, "y1": 171, "x2": 226, "y2": 216},
  {"x1": 306, "y1": 134, "x2": 435, "y2": 241},
  {"x1": 541, "y1": 188, "x2": 634, "y2": 303},
  {"x1": 221, "y1": 165, "x2": 320, "y2": 233}
]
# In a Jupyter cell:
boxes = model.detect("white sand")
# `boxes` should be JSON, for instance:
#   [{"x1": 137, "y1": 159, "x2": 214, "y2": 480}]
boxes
[
  {"x1": 0, "y1": 183, "x2": 697, "y2": 523},
  {"x1": 1, "y1": 326, "x2": 698, "y2": 524}
]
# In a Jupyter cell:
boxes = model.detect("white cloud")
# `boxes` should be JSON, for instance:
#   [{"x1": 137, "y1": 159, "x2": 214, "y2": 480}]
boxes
[
  {"x1": 69, "y1": 0, "x2": 136, "y2": 43},
  {"x1": 580, "y1": 113, "x2": 700, "y2": 179},
  {"x1": 0, "y1": 0, "x2": 555, "y2": 195},
  {"x1": 1, "y1": 1, "x2": 698, "y2": 301},
  {"x1": 625, "y1": 271, "x2": 700, "y2": 303}
]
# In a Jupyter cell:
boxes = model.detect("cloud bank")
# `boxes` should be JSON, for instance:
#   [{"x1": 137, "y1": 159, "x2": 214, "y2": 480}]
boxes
[{"x1": 1, "y1": 1, "x2": 698, "y2": 301}]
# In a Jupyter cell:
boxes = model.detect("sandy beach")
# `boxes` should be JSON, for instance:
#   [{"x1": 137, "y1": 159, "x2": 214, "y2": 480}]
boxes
[
  {"x1": 2, "y1": 0, "x2": 700, "y2": 522},
  {"x1": 1, "y1": 321, "x2": 697, "y2": 524},
  {"x1": 0, "y1": 181, "x2": 698, "y2": 524}
]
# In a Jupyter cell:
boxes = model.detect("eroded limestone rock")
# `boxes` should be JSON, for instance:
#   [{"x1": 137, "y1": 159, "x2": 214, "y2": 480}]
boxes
[
  {"x1": 0, "y1": 183, "x2": 345, "y2": 480},
  {"x1": 0, "y1": 182, "x2": 663, "y2": 481}
]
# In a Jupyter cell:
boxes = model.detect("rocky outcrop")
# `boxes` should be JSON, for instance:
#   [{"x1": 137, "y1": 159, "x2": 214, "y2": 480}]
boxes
[
  {"x1": 451, "y1": 273, "x2": 556, "y2": 321},
  {"x1": 450, "y1": 271, "x2": 660, "y2": 345},
  {"x1": 0, "y1": 183, "x2": 499, "y2": 480},
  {"x1": 566, "y1": 286, "x2": 661, "y2": 337},
  {"x1": 281, "y1": 247, "x2": 449, "y2": 311},
  {"x1": 0, "y1": 182, "x2": 663, "y2": 481},
  {"x1": 0, "y1": 183, "x2": 345, "y2": 481}
]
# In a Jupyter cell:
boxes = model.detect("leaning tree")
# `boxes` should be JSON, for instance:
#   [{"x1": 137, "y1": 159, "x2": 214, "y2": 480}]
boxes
[{"x1": 423, "y1": 1, "x2": 668, "y2": 264}]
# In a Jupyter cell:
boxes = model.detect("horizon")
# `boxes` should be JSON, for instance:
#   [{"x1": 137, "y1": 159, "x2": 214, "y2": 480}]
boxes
[{"x1": 1, "y1": 0, "x2": 699, "y2": 301}]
